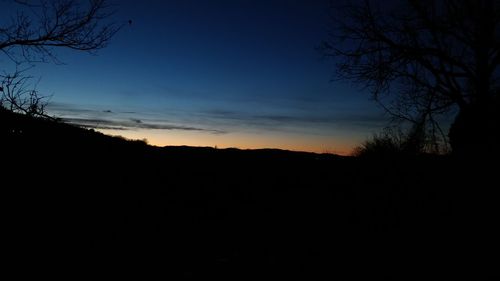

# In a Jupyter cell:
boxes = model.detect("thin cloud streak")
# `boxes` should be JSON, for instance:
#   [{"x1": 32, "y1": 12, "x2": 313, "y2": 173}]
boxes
[
  {"x1": 47, "y1": 100, "x2": 386, "y2": 138},
  {"x1": 63, "y1": 117, "x2": 226, "y2": 134},
  {"x1": 198, "y1": 108, "x2": 387, "y2": 129},
  {"x1": 47, "y1": 103, "x2": 227, "y2": 134}
]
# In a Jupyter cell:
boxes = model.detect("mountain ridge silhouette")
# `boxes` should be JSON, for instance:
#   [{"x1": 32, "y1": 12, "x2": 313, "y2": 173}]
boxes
[{"x1": 2, "y1": 107, "x2": 498, "y2": 280}]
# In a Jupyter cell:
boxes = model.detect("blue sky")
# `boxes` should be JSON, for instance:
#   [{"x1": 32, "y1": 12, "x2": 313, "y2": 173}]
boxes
[{"x1": 1, "y1": 0, "x2": 386, "y2": 154}]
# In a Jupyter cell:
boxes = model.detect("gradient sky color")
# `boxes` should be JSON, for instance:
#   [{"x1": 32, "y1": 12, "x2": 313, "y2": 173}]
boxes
[{"x1": 1, "y1": 0, "x2": 387, "y2": 155}]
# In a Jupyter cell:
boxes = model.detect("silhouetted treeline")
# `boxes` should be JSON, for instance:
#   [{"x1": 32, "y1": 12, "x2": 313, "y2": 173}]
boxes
[{"x1": 2, "y1": 109, "x2": 498, "y2": 280}]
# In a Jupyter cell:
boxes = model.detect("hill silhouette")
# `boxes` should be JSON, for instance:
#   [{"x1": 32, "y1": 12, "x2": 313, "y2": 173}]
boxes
[{"x1": 2, "y1": 108, "x2": 498, "y2": 280}]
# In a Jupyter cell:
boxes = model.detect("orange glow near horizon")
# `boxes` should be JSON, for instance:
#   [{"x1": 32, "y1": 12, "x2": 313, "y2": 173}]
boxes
[{"x1": 97, "y1": 128, "x2": 356, "y2": 156}]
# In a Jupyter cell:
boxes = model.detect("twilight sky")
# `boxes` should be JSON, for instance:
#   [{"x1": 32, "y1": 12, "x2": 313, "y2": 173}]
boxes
[{"x1": 2, "y1": 0, "x2": 387, "y2": 155}]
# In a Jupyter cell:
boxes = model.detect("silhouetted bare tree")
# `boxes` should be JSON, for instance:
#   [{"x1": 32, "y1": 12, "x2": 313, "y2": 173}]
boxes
[
  {"x1": 0, "y1": 0, "x2": 120, "y2": 64},
  {"x1": 0, "y1": 67, "x2": 50, "y2": 117},
  {"x1": 322, "y1": 0, "x2": 500, "y2": 155},
  {"x1": 0, "y1": 0, "x2": 119, "y2": 118}
]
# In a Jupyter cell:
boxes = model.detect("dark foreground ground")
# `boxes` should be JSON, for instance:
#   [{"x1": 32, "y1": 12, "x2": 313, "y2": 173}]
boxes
[{"x1": 2, "y1": 109, "x2": 499, "y2": 280}]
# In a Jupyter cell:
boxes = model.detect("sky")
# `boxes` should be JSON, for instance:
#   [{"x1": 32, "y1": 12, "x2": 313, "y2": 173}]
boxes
[{"x1": 1, "y1": 0, "x2": 387, "y2": 155}]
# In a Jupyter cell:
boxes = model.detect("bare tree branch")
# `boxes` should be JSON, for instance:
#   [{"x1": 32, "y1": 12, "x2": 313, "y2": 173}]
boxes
[
  {"x1": 0, "y1": 0, "x2": 121, "y2": 64},
  {"x1": 0, "y1": 66, "x2": 52, "y2": 118},
  {"x1": 321, "y1": 0, "x2": 500, "y2": 154}
]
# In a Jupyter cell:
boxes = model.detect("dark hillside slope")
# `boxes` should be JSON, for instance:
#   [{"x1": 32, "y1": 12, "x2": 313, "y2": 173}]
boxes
[{"x1": 2, "y1": 108, "x2": 498, "y2": 280}]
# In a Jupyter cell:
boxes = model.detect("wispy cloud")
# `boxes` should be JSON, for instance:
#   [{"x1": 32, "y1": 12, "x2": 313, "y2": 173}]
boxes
[
  {"x1": 47, "y1": 103, "x2": 227, "y2": 134},
  {"x1": 198, "y1": 108, "x2": 387, "y2": 129},
  {"x1": 63, "y1": 117, "x2": 226, "y2": 134},
  {"x1": 46, "y1": 100, "x2": 386, "y2": 137}
]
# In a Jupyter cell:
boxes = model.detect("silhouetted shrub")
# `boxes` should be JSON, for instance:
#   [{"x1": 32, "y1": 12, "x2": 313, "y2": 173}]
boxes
[
  {"x1": 354, "y1": 124, "x2": 453, "y2": 157},
  {"x1": 0, "y1": 68, "x2": 50, "y2": 118},
  {"x1": 352, "y1": 131, "x2": 403, "y2": 157}
]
